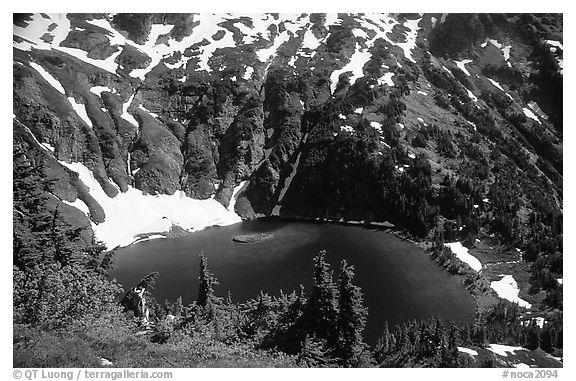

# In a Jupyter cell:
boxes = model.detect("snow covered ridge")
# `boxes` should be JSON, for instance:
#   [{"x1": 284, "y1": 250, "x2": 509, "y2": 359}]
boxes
[
  {"x1": 443, "y1": 242, "x2": 482, "y2": 272},
  {"x1": 15, "y1": 13, "x2": 425, "y2": 85},
  {"x1": 58, "y1": 161, "x2": 244, "y2": 249}
]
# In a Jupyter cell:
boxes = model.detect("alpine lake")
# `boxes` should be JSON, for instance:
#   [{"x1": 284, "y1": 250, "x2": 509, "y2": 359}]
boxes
[{"x1": 111, "y1": 219, "x2": 475, "y2": 345}]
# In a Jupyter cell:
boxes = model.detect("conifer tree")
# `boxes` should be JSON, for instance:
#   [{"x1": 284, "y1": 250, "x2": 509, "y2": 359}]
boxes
[
  {"x1": 50, "y1": 206, "x2": 83, "y2": 267},
  {"x1": 539, "y1": 324, "x2": 554, "y2": 353},
  {"x1": 298, "y1": 334, "x2": 330, "y2": 367},
  {"x1": 197, "y1": 255, "x2": 219, "y2": 309},
  {"x1": 374, "y1": 321, "x2": 391, "y2": 362},
  {"x1": 525, "y1": 320, "x2": 540, "y2": 350},
  {"x1": 336, "y1": 260, "x2": 368, "y2": 366},
  {"x1": 13, "y1": 141, "x2": 53, "y2": 268},
  {"x1": 174, "y1": 296, "x2": 184, "y2": 317},
  {"x1": 303, "y1": 250, "x2": 339, "y2": 346},
  {"x1": 448, "y1": 324, "x2": 460, "y2": 365}
]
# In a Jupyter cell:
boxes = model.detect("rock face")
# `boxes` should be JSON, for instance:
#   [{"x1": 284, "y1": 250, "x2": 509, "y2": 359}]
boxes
[{"x1": 13, "y1": 13, "x2": 563, "y2": 240}]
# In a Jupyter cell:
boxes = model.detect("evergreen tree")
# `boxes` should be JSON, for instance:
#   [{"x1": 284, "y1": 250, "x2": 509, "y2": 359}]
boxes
[
  {"x1": 374, "y1": 321, "x2": 391, "y2": 362},
  {"x1": 539, "y1": 325, "x2": 554, "y2": 353},
  {"x1": 298, "y1": 334, "x2": 331, "y2": 367},
  {"x1": 525, "y1": 320, "x2": 540, "y2": 350},
  {"x1": 13, "y1": 141, "x2": 53, "y2": 268},
  {"x1": 448, "y1": 324, "x2": 460, "y2": 365},
  {"x1": 197, "y1": 255, "x2": 219, "y2": 309},
  {"x1": 336, "y1": 260, "x2": 368, "y2": 366},
  {"x1": 265, "y1": 285, "x2": 307, "y2": 354},
  {"x1": 302, "y1": 250, "x2": 339, "y2": 346},
  {"x1": 50, "y1": 206, "x2": 84, "y2": 267},
  {"x1": 174, "y1": 296, "x2": 184, "y2": 317}
]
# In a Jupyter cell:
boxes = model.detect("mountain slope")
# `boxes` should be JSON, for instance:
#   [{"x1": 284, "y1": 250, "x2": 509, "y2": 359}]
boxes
[{"x1": 13, "y1": 13, "x2": 562, "y2": 312}]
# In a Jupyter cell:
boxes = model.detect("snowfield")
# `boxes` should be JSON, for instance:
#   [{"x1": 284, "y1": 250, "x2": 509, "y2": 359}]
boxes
[
  {"x1": 487, "y1": 78, "x2": 514, "y2": 100},
  {"x1": 29, "y1": 62, "x2": 66, "y2": 94},
  {"x1": 486, "y1": 344, "x2": 526, "y2": 357},
  {"x1": 370, "y1": 121, "x2": 383, "y2": 133},
  {"x1": 330, "y1": 43, "x2": 372, "y2": 93},
  {"x1": 443, "y1": 242, "x2": 482, "y2": 272},
  {"x1": 523, "y1": 108, "x2": 541, "y2": 124},
  {"x1": 68, "y1": 97, "x2": 93, "y2": 127},
  {"x1": 58, "y1": 161, "x2": 244, "y2": 249},
  {"x1": 455, "y1": 59, "x2": 473, "y2": 76},
  {"x1": 121, "y1": 94, "x2": 138, "y2": 127},
  {"x1": 90, "y1": 86, "x2": 115, "y2": 97},
  {"x1": 378, "y1": 72, "x2": 395, "y2": 87},
  {"x1": 490, "y1": 275, "x2": 532, "y2": 308},
  {"x1": 394, "y1": 17, "x2": 422, "y2": 63},
  {"x1": 457, "y1": 347, "x2": 478, "y2": 356}
]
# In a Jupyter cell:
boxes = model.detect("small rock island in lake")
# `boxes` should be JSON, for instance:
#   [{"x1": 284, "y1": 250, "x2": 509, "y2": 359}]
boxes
[{"x1": 232, "y1": 233, "x2": 273, "y2": 243}]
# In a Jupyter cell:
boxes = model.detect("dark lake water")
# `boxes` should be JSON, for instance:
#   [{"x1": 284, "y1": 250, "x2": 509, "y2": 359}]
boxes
[{"x1": 110, "y1": 219, "x2": 475, "y2": 345}]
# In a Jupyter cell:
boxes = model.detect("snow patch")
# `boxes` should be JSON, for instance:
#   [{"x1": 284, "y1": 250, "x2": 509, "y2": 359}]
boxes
[
  {"x1": 378, "y1": 72, "x2": 395, "y2": 86},
  {"x1": 324, "y1": 14, "x2": 341, "y2": 27},
  {"x1": 466, "y1": 88, "x2": 478, "y2": 102},
  {"x1": 490, "y1": 275, "x2": 532, "y2": 308},
  {"x1": 370, "y1": 121, "x2": 382, "y2": 132},
  {"x1": 121, "y1": 94, "x2": 138, "y2": 127},
  {"x1": 455, "y1": 59, "x2": 473, "y2": 76},
  {"x1": 457, "y1": 347, "x2": 478, "y2": 356},
  {"x1": 354, "y1": 107, "x2": 363, "y2": 114},
  {"x1": 352, "y1": 28, "x2": 369, "y2": 39},
  {"x1": 394, "y1": 17, "x2": 421, "y2": 63},
  {"x1": 486, "y1": 344, "x2": 525, "y2": 357},
  {"x1": 522, "y1": 317, "x2": 545, "y2": 329},
  {"x1": 62, "y1": 197, "x2": 90, "y2": 215},
  {"x1": 502, "y1": 45, "x2": 512, "y2": 66},
  {"x1": 546, "y1": 40, "x2": 563, "y2": 50},
  {"x1": 89, "y1": 86, "x2": 115, "y2": 97},
  {"x1": 340, "y1": 125, "x2": 354, "y2": 133},
  {"x1": 138, "y1": 104, "x2": 158, "y2": 118},
  {"x1": 99, "y1": 357, "x2": 114, "y2": 367},
  {"x1": 523, "y1": 108, "x2": 541, "y2": 124},
  {"x1": 29, "y1": 62, "x2": 66, "y2": 94},
  {"x1": 41, "y1": 143, "x2": 55, "y2": 152},
  {"x1": 58, "y1": 161, "x2": 244, "y2": 249},
  {"x1": 487, "y1": 39, "x2": 502, "y2": 49},
  {"x1": 228, "y1": 180, "x2": 247, "y2": 213},
  {"x1": 487, "y1": 77, "x2": 514, "y2": 100},
  {"x1": 338, "y1": 114, "x2": 347, "y2": 120},
  {"x1": 302, "y1": 29, "x2": 321, "y2": 50},
  {"x1": 13, "y1": 13, "x2": 71, "y2": 51},
  {"x1": 330, "y1": 43, "x2": 372, "y2": 92},
  {"x1": 443, "y1": 242, "x2": 482, "y2": 272},
  {"x1": 256, "y1": 29, "x2": 291, "y2": 63},
  {"x1": 417, "y1": 90, "x2": 428, "y2": 96},
  {"x1": 68, "y1": 97, "x2": 92, "y2": 127},
  {"x1": 514, "y1": 363, "x2": 530, "y2": 368},
  {"x1": 243, "y1": 66, "x2": 254, "y2": 80}
]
